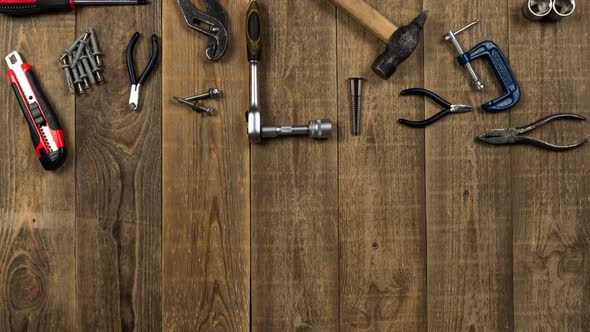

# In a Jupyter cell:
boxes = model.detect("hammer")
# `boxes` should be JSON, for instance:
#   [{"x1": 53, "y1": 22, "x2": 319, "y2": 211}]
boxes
[{"x1": 328, "y1": 0, "x2": 428, "y2": 80}]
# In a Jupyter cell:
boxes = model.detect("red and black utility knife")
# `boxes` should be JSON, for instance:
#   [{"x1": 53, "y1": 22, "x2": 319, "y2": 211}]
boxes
[
  {"x1": 0, "y1": 0, "x2": 149, "y2": 16},
  {"x1": 5, "y1": 51, "x2": 66, "y2": 170}
]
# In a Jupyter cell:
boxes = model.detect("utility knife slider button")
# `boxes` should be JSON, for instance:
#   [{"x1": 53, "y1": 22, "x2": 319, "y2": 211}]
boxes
[{"x1": 29, "y1": 102, "x2": 45, "y2": 126}]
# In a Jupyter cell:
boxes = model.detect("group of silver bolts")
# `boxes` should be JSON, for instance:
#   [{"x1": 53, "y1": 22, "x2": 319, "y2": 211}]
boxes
[
  {"x1": 173, "y1": 88, "x2": 222, "y2": 116},
  {"x1": 60, "y1": 27, "x2": 104, "y2": 95}
]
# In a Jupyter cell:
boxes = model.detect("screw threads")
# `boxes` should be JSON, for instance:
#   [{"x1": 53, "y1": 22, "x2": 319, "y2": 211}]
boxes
[
  {"x1": 449, "y1": 34, "x2": 484, "y2": 90},
  {"x1": 449, "y1": 36, "x2": 465, "y2": 54},
  {"x1": 351, "y1": 95, "x2": 361, "y2": 136},
  {"x1": 349, "y1": 78, "x2": 365, "y2": 136},
  {"x1": 445, "y1": 21, "x2": 485, "y2": 91}
]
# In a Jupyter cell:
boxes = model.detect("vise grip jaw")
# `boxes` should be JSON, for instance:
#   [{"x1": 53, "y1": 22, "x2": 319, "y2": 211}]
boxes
[{"x1": 458, "y1": 41, "x2": 521, "y2": 112}]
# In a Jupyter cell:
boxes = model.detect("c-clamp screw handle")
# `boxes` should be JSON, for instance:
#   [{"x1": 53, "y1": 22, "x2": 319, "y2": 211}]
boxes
[{"x1": 444, "y1": 19, "x2": 484, "y2": 91}]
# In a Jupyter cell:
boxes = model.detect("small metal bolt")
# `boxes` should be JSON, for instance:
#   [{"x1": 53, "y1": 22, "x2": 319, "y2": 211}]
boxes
[
  {"x1": 349, "y1": 77, "x2": 366, "y2": 136},
  {"x1": 68, "y1": 54, "x2": 85, "y2": 95},
  {"x1": 71, "y1": 32, "x2": 89, "y2": 66},
  {"x1": 59, "y1": 54, "x2": 75, "y2": 95},
  {"x1": 77, "y1": 62, "x2": 90, "y2": 89},
  {"x1": 173, "y1": 97, "x2": 214, "y2": 116},
  {"x1": 88, "y1": 27, "x2": 104, "y2": 67},
  {"x1": 85, "y1": 45, "x2": 103, "y2": 83},
  {"x1": 444, "y1": 19, "x2": 484, "y2": 91},
  {"x1": 80, "y1": 54, "x2": 97, "y2": 85},
  {"x1": 183, "y1": 88, "x2": 222, "y2": 102},
  {"x1": 65, "y1": 32, "x2": 88, "y2": 55}
]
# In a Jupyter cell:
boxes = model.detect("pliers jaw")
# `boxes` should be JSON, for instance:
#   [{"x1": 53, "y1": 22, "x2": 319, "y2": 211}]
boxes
[
  {"x1": 477, "y1": 128, "x2": 519, "y2": 145},
  {"x1": 450, "y1": 105, "x2": 474, "y2": 113},
  {"x1": 177, "y1": 0, "x2": 228, "y2": 61}
]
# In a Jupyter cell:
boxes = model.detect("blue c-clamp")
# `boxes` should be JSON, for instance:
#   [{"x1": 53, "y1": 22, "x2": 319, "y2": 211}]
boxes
[{"x1": 458, "y1": 41, "x2": 521, "y2": 112}]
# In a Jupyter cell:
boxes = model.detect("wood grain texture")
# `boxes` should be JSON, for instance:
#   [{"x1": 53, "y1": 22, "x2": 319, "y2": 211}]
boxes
[
  {"x1": 161, "y1": 0, "x2": 250, "y2": 330},
  {"x1": 0, "y1": 14, "x2": 76, "y2": 331},
  {"x1": 509, "y1": 0, "x2": 590, "y2": 329},
  {"x1": 336, "y1": 0, "x2": 427, "y2": 330},
  {"x1": 0, "y1": 1, "x2": 589, "y2": 330},
  {"x1": 422, "y1": 1, "x2": 514, "y2": 330},
  {"x1": 250, "y1": 0, "x2": 339, "y2": 330},
  {"x1": 327, "y1": 0, "x2": 398, "y2": 41},
  {"x1": 75, "y1": 3, "x2": 162, "y2": 330}
]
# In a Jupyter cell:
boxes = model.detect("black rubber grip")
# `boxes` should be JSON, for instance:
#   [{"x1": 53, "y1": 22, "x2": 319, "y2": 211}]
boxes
[
  {"x1": 398, "y1": 109, "x2": 451, "y2": 128},
  {"x1": 11, "y1": 82, "x2": 41, "y2": 149},
  {"x1": 0, "y1": 0, "x2": 72, "y2": 15},
  {"x1": 246, "y1": 0, "x2": 261, "y2": 62},
  {"x1": 26, "y1": 70, "x2": 62, "y2": 132}
]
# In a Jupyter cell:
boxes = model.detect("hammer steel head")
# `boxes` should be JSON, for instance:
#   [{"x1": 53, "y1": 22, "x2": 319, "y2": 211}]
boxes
[{"x1": 372, "y1": 11, "x2": 428, "y2": 80}]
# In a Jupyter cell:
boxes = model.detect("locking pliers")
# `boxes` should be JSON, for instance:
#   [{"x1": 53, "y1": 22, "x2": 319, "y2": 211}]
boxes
[{"x1": 177, "y1": 0, "x2": 228, "y2": 61}]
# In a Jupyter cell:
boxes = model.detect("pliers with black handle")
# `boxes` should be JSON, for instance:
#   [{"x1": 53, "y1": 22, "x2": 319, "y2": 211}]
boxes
[
  {"x1": 127, "y1": 32, "x2": 159, "y2": 112},
  {"x1": 398, "y1": 88, "x2": 473, "y2": 128}
]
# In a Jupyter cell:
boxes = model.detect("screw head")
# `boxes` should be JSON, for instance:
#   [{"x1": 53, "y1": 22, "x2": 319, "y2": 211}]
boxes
[{"x1": 209, "y1": 88, "x2": 222, "y2": 98}]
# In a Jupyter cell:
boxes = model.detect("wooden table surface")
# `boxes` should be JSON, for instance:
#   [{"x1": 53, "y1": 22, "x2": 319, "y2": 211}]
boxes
[{"x1": 0, "y1": 0, "x2": 588, "y2": 330}]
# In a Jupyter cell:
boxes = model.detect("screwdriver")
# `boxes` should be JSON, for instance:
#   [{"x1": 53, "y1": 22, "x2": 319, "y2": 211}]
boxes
[{"x1": 0, "y1": 0, "x2": 150, "y2": 16}]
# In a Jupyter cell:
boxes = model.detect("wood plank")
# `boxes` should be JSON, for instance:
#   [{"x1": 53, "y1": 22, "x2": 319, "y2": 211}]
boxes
[
  {"x1": 422, "y1": 0, "x2": 514, "y2": 329},
  {"x1": 509, "y1": 1, "x2": 590, "y2": 329},
  {"x1": 250, "y1": 0, "x2": 339, "y2": 330},
  {"x1": 336, "y1": 0, "x2": 427, "y2": 330},
  {"x1": 0, "y1": 13, "x2": 76, "y2": 331},
  {"x1": 161, "y1": 0, "x2": 250, "y2": 330},
  {"x1": 75, "y1": 4, "x2": 162, "y2": 330}
]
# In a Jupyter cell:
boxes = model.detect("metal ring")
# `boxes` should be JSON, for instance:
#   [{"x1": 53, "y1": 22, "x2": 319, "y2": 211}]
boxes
[
  {"x1": 548, "y1": 0, "x2": 576, "y2": 19},
  {"x1": 524, "y1": 0, "x2": 553, "y2": 20}
]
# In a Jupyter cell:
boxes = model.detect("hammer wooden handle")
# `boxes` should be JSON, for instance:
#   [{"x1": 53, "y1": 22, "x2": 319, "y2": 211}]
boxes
[{"x1": 328, "y1": 0, "x2": 398, "y2": 42}]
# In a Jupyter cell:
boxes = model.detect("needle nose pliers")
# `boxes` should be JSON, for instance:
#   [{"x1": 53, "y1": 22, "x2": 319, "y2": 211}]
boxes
[
  {"x1": 398, "y1": 88, "x2": 473, "y2": 128},
  {"x1": 127, "y1": 32, "x2": 160, "y2": 112},
  {"x1": 478, "y1": 113, "x2": 588, "y2": 152}
]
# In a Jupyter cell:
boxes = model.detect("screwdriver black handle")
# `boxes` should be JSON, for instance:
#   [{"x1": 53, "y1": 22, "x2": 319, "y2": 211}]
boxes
[
  {"x1": 0, "y1": 0, "x2": 73, "y2": 15},
  {"x1": 246, "y1": 0, "x2": 262, "y2": 62},
  {"x1": 0, "y1": 0, "x2": 147, "y2": 15}
]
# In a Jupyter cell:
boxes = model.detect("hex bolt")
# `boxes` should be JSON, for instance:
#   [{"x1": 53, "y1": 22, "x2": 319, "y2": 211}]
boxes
[
  {"x1": 65, "y1": 31, "x2": 88, "y2": 55},
  {"x1": 69, "y1": 55, "x2": 85, "y2": 95},
  {"x1": 71, "y1": 32, "x2": 89, "y2": 67},
  {"x1": 349, "y1": 77, "x2": 365, "y2": 136},
  {"x1": 77, "y1": 62, "x2": 90, "y2": 89},
  {"x1": 183, "y1": 88, "x2": 222, "y2": 102},
  {"x1": 85, "y1": 45, "x2": 103, "y2": 83},
  {"x1": 59, "y1": 54, "x2": 75, "y2": 95},
  {"x1": 173, "y1": 97, "x2": 215, "y2": 116},
  {"x1": 80, "y1": 54, "x2": 97, "y2": 85},
  {"x1": 88, "y1": 27, "x2": 104, "y2": 67},
  {"x1": 444, "y1": 19, "x2": 484, "y2": 91}
]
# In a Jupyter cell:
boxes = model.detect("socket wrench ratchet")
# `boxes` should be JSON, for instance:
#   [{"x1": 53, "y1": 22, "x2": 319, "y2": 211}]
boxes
[
  {"x1": 246, "y1": 0, "x2": 332, "y2": 143},
  {"x1": 5, "y1": 51, "x2": 66, "y2": 170}
]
